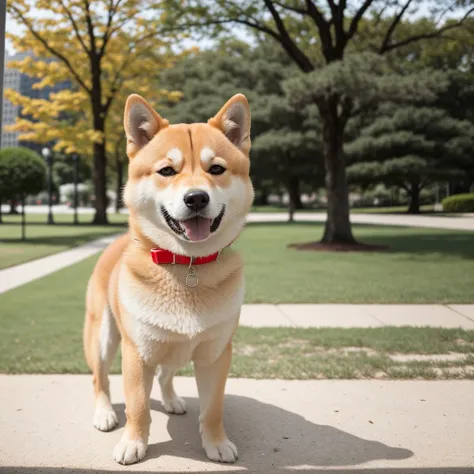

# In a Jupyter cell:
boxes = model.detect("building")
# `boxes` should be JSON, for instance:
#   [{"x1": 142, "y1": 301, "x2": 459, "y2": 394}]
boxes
[
  {"x1": 1, "y1": 52, "x2": 22, "y2": 148},
  {"x1": 1, "y1": 51, "x2": 71, "y2": 151}
]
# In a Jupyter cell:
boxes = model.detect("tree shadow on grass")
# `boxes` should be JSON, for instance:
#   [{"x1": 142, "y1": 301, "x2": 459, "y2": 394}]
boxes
[
  {"x1": 109, "y1": 396, "x2": 412, "y2": 471},
  {"x1": 0, "y1": 232, "x2": 124, "y2": 247},
  {"x1": 245, "y1": 222, "x2": 474, "y2": 260},
  {"x1": 356, "y1": 232, "x2": 474, "y2": 260}
]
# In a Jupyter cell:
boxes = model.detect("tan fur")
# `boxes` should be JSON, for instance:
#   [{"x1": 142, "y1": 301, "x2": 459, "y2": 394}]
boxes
[{"x1": 84, "y1": 94, "x2": 253, "y2": 465}]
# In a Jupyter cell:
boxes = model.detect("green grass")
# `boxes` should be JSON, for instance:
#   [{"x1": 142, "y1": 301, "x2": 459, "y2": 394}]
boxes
[
  {"x1": 1, "y1": 212, "x2": 129, "y2": 225},
  {"x1": 1, "y1": 265, "x2": 474, "y2": 379},
  {"x1": 228, "y1": 327, "x2": 474, "y2": 380},
  {"x1": 1, "y1": 222, "x2": 474, "y2": 377},
  {"x1": 1, "y1": 222, "x2": 473, "y2": 302},
  {"x1": 0, "y1": 213, "x2": 128, "y2": 269},
  {"x1": 239, "y1": 223, "x2": 474, "y2": 303}
]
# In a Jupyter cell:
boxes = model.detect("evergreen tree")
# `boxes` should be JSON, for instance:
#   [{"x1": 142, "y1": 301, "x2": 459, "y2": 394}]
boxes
[
  {"x1": 346, "y1": 105, "x2": 474, "y2": 213},
  {"x1": 159, "y1": 42, "x2": 324, "y2": 209}
]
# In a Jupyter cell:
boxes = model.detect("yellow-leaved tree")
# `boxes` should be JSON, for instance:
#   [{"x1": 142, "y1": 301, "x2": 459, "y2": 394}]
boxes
[{"x1": 7, "y1": 0, "x2": 185, "y2": 224}]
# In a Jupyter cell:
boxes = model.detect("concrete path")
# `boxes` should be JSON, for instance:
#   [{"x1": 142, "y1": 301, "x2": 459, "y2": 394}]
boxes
[
  {"x1": 5, "y1": 205, "x2": 474, "y2": 231},
  {"x1": 240, "y1": 304, "x2": 474, "y2": 329},
  {"x1": 0, "y1": 375, "x2": 473, "y2": 473},
  {"x1": 0, "y1": 234, "x2": 122, "y2": 294},
  {"x1": 247, "y1": 212, "x2": 474, "y2": 231}
]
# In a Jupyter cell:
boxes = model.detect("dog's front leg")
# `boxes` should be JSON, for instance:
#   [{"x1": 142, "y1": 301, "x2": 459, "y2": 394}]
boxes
[
  {"x1": 194, "y1": 342, "x2": 238, "y2": 463},
  {"x1": 113, "y1": 340, "x2": 155, "y2": 465}
]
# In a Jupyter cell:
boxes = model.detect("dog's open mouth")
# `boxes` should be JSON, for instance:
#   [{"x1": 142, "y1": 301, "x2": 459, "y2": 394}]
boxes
[{"x1": 161, "y1": 206, "x2": 225, "y2": 242}]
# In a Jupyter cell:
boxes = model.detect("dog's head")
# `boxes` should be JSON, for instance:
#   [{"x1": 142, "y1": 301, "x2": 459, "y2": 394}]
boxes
[{"x1": 123, "y1": 94, "x2": 254, "y2": 257}]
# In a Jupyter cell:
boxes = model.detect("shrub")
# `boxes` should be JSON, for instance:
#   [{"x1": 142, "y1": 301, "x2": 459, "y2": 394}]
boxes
[
  {"x1": 442, "y1": 194, "x2": 474, "y2": 213},
  {"x1": 0, "y1": 147, "x2": 46, "y2": 200}
]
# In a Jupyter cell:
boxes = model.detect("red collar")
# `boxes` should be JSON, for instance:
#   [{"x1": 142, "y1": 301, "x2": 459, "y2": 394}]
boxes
[{"x1": 151, "y1": 248, "x2": 221, "y2": 266}]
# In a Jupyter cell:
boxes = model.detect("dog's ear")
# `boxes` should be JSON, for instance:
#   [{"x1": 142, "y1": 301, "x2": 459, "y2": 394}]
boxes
[
  {"x1": 124, "y1": 94, "x2": 169, "y2": 158},
  {"x1": 208, "y1": 94, "x2": 251, "y2": 154}
]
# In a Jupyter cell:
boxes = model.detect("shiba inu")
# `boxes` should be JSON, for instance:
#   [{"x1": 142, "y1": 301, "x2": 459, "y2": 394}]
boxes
[{"x1": 83, "y1": 93, "x2": 253, "y2": 465}]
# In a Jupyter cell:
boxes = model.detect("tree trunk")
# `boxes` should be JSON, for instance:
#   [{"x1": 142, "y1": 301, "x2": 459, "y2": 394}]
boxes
[
  {"x1": 92, "y1": 139, "x2": 108, "y2": 225},
  {"x1": 90, "y1": 50, "x2": 108, "y2": 225},
  {"x1": 407, "y1": 184, "x2": 421, "y2": 214},
  {"x1": 115, "y1": 157, "x2": 125, "y2": 213},
  {"x1": 320, "y1": 105, "x2": 356, "y2": 244},
  {"x1": 21, "y1": 195, "x2": 26, "y2": 241},
  {"x1": 287, "y1": 181, "x2": 295, "y2": 223},
  {"x1": 259, "y1": 186, "x2": 269, "y2": 206},
  {"x1": 9, "y1": 200, "x2": 19, "y2": 214},
  {"x1": 288, "y1": 176, "x2": 303, "y2": 210},
  {"x1": 252, "y1": 179, "x2": 268, "y2": 206}
]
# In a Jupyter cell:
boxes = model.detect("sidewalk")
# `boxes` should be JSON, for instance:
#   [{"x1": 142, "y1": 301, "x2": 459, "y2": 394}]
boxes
[
  {"x1": 4, "y1": 204, "x2": 474, "y2": 231},
  {"x1": 1, "y1": 375, "x2": 473, "y2": 473},
  {"x1": 240, "y1": 304, "x2": 474, "y2": 329},
  {"x1": 0, "y1": 233, "x2": 122, "y2": 294},
  {"x1": 247, "y1": 212, "x2": 474, "y2": 231}
]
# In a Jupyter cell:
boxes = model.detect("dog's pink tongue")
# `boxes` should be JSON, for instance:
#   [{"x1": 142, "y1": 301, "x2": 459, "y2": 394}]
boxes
[{"x1": 181, "y1": 217, "x2": 212, "y2": 242}]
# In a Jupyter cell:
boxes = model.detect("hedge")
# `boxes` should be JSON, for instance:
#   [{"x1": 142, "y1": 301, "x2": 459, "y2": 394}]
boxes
[{"x1": 442, "y1": 193, "x2": 474, "y2": 213}]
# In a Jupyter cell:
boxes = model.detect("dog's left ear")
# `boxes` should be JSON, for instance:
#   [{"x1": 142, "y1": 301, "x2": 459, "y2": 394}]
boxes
[
  {"x1": 124, "y1": 94, "x2": 169, "y2": 158},
  {"x1": 208, "y1": 94, "x2": 251, "y2": 154}
]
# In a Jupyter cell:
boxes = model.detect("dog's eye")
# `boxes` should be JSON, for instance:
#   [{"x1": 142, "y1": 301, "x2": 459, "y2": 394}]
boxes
[
  {"x1": 158, "y1": 167, "x2": 176, "y2": 177},
  {"x1": 209, "y1": 164, "x2": 226, "y2": 175}
]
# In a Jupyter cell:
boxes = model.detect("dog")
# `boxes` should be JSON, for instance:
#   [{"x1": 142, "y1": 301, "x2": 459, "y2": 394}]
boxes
[{"x1": 83, "y1": 93, "x2": 254, "y2": 465}]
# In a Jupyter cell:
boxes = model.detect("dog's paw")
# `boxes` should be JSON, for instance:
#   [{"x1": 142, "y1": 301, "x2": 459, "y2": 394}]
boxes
[
  {"x1": 93, "y1": 405, "x2": 118, "y2": 432},
  {"x1": 202, "y1": 437, "x2": 238, "y2": 463},
  {"x1": 113, "y1": 439, "x2": 147, "y2": 465},
  {"x1": 163, "y1": 395, "x2": 187, "y2": 415}
]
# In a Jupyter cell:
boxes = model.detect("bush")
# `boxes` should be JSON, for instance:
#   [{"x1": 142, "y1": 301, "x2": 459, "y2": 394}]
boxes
[
  {"x1": 442, "y1": 194, "x2": 474, "y2": 213},
  {"x1": 0, "y1": 147, "x2": 46, "y2": 200}
]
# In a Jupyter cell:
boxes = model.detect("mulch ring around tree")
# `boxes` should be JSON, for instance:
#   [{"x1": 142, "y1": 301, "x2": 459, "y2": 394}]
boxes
[{"x1": 288, "y1": 241, "x2": 390, "y2": 252}]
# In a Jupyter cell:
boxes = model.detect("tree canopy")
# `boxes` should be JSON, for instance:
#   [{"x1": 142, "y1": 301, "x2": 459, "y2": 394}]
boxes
[
  {"x1": 161, "y1": 0, "x2": 474, "y2": 243},
  {"x1": 7, "y1": 0, "x2": 184, "y2": 223},
  {"x1": 346, "y1": 104, "x2": 474, "y2": 212}
]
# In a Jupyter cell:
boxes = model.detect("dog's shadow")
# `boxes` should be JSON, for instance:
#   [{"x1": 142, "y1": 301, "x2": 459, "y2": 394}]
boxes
[{"x1": 113, "y1": 395, "x2": 412, "y2": 470}]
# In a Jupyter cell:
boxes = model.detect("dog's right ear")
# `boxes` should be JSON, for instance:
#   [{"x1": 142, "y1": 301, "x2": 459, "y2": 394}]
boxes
[{"x1": 124, "y1": 94, "x2": 169, "y2": 158}]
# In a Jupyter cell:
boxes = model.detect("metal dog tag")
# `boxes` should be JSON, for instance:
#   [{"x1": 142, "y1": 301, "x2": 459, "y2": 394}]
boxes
[{"x1": 186, "y1": 265, "x2": 198, "y2": 288}]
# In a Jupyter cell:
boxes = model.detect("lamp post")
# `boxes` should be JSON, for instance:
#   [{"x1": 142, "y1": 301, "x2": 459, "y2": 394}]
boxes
[
  {"x1": 42, "y1": 147, "x2": 54, "y2": 224},
  {"x1": 72, "y1": 153, "x2": 79, "y2": 225}
]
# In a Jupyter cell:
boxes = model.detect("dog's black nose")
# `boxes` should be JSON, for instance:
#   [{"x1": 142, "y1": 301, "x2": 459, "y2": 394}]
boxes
[{"x1": 184, "y1": 190, "x2": 210, "y2": 211}]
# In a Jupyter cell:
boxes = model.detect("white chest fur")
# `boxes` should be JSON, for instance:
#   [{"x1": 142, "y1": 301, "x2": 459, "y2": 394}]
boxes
[{"x1": 117, "y1": 262, "x2": 244, "y2": 364}]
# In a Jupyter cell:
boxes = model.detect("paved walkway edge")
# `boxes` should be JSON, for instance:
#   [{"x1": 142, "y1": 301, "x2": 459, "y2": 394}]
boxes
[
  {"x1": 0, "y1": 234, "x2": 122, "y2": 294},
  {"x1": 239, "y1": 304, "x2": 474, "y2": 329}
]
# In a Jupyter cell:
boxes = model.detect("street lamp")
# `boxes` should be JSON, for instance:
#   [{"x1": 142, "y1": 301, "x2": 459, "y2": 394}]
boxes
[
  {"x1": 72, "y1": 153, "x2": 79, "y2": 225},
  {"x1": 42, "y1": 147, "x2": 54, "y2": 224}
]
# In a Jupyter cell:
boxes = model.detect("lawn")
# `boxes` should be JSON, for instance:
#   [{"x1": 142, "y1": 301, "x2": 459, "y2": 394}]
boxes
[
  {"x1": 1, "y1": 222, "x2": 473, "y2": 301},
  {"x1": 1, "y1": 256, "x2": 473, "y2": 378},
  {"x1": 0, "y1": 213, "x2": 128, "y2": 269},
  {"x1": 240, "y1": 223, "x2": 474, "y2": 304},
  {"x1": 1, "y1": 222, "x2": 473, "y2": 378}
]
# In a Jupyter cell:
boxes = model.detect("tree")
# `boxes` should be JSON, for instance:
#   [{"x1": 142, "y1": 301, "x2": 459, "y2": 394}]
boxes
[
  {"x1": 159, "y1": 41, "x2": 323, "y2": 210},
  {"x1": 0, "y1": 147, "x2": 47, "y2": 237},
  {"x1": 165, "y1": 0, "x2": 474, "y2": 243},
  {"x1": 346, "y1": 105, "x2": 474, "y2": 213},
  {"x1": 53, "y1": 152, "x2": 91, "y2": 186},
  {"x1": 252, "y1": 98, "x2": 324, "y2": 218},
  {"x1": 0, "y1": 147, "x2": 46, "y2": 198},
  {"x1": 7, "y1": 0, "x2": 183, "y2": 224}
]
